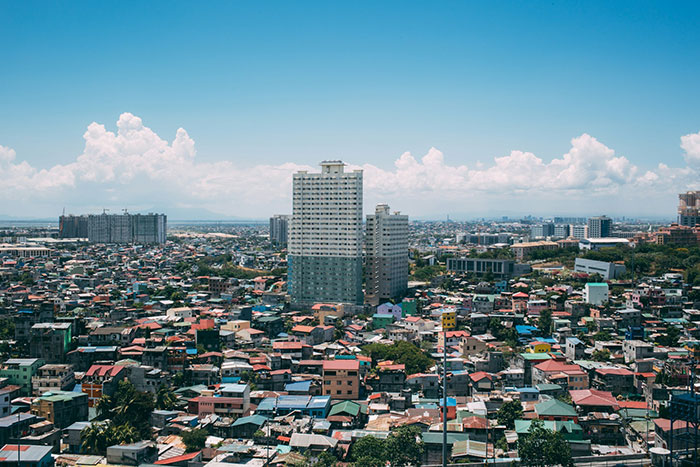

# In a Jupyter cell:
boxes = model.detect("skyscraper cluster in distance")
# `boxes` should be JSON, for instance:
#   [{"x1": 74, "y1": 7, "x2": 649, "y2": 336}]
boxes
[
  {"x1": 59, "y1": 212, "x2": 167, "y2": 244},
  {"x1": 281, "y1": 161, "x2": 409, "y2": 307}
]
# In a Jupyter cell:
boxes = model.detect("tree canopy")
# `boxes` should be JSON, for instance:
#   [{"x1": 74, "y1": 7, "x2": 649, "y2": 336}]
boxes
[
  {"x1": 496, "y1": 400, "x2": 523, "y2": 430},
  {"x1": 518, "y1": 419, "x2": 573, "y2": 467},
  {"x1": 348, "y1": 425, "x2": 425, "y2": 467},
  {"x1": 361, "y1": 341, "x2": 433, "y2": 375}
]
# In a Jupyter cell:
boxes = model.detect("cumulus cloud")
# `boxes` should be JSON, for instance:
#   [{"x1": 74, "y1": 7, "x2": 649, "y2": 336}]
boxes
[
  {"x1": 681, "y1": 129, "x2": 700, "y2": 167},
  {"x1": 1, "y1": 113, "x2": 699, "y2": 217}
]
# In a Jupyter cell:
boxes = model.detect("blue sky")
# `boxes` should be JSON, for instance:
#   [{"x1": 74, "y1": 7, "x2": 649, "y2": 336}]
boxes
[{"x1": 1, "y1": 1, "x2": 699, "y2": 219}]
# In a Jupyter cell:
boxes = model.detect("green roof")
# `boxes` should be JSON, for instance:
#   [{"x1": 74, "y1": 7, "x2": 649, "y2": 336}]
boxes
[
  {"x1": 514, "y1": 419, "x2": 582, "y2": 435},
  {"x1": 35, "y1": 390, "x2": 86, "y2": 402},
  {"x1": 520, "y1": 353, "x2": 553, "y2": 361},
  {"x1": 328, "y1": 400, "x2": 364, "y2": 417},
  {"x1": 422, "y1": 432, "x2": 471, "y2": 445},
  {"x1": 535, "y1": 399, "x2": 577, "y2": 417},
  {"x1": 232, "y1": 415, "x2": 267, "y2": 427}
]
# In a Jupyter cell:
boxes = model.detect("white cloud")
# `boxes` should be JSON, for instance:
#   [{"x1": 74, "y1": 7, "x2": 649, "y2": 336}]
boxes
[
  {"x1": 1, "y1": 113, "x2": 699, "y2": 218},
  {"x1": 681, "y1": 129, "x2": 700, "y2": 167}
]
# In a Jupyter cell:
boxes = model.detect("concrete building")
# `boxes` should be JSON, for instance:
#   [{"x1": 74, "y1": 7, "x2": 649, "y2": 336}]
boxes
[
  {"x1": 29, "y1": 323, "x2": 72, "y2": 364},
  {"x1": 81, "y1": 364, "x2": 127, "y2": 407},
  {"x1": 655, "y1": 223, "x2": 699, "y2": 246},
  {"x1": 679, "y1": 191, "x2": 700, "y2": 227},
  {"x1": 579, "y1": 237, "x2": 629, "y2": 250},
  {"x1": 553, "y1": 224, "x2": 570, "y2": 238},
  {"x1": 59, "y1": 215, "x2": 88, "y2": 238},
  {"x1": 530, "y1": 223, "x2": 555, "y2": 238},
  {"x1": 31, "y1": 391, "x2": 88, "y2": 428},
  {"x1": 511, "y1": 241, "x2": 559, "y2": 260},
  {"x1": 86, "y1": 212, "x2": 166, "y2": 243},
  {"x1": 574, "y1": 258, "x2": 627, "y2": 280},
  {"x1": 365, "y1": 204, "x2": 408, "y2": 305},
  {"x1": 288, "y1": 161, "x2": 363, "y2": 305},
  {"x1": 323, "y1": 359, "x2": 360, "y2": 400},
  {"x1": 269, "y1": 214, "x2": 290, "y2": 245},
  {"x1": 0, "y1": 358, "x2": 44, "y2": 396},
  {"x1": 584, "y1": 283, "x2": 609, "y2": 306},
  {"x1": 571, "y1": 225, "x2": 588, "y2": 240},
  {"x1": 587, "y1": 216, "x2": 612, "y2": 238},
  {"x1": 32, "y1": 364, "x2": 75, "y2": 396},
  {"x1": 446, "y1": 258, "x2": 529, "y2": 278}
]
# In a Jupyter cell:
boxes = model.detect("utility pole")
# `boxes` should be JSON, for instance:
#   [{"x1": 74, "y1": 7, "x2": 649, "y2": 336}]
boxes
[{"x1": 442, "y1": 328, "x2": 448, "y2": 467}]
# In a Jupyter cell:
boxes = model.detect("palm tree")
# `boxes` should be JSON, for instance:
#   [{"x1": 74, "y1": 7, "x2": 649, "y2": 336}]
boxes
[
  {"x1": 95, "y1": 395, "x2": 113, "y2": 420},
  {"x1": 156, "y1": 385, "x2": 178, "y2": 410},
  {"x1": 112, "y1": 423, "x2": 138, "y2": 445},
  {"x1": 81, "y1": 422, "x2": 109, "y2": 454}
]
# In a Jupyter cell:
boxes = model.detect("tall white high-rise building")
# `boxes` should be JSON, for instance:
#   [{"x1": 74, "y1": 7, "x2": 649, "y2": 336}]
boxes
[
  {"x1": 288, "y1": 161, "x2": 363, "y2": 305},
  {"x1": 365, "y1": 204, "x2": 408, "y2": 306}
]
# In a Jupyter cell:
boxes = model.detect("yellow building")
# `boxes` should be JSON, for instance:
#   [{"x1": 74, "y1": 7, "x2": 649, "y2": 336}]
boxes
[
  {"x1": 441, "y1": 309, "x2": 456, "y2": 330},
  {"x1": 528, "y1": 341, "x2": 552, "y2": 353}
]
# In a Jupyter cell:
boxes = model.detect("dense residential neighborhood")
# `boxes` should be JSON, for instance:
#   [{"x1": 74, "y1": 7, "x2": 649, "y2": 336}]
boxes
[{"x1": 0, "y1": 194, "x2": 698, "y2": 466}]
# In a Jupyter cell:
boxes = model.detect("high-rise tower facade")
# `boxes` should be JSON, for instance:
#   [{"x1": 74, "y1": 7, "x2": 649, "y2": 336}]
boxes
[
  {"x1": 679, "y1": 191, "x2": 700, "y2": 227},
  {"x1": 288, "y1": 161, "x2": 363, "y2": 305},
  {"x1": 269, "y1": 215, "x2": 290, "y2": 245},
  {"x1": 587, "y1": 216, "x2": 612, "y2": 238},
  {"x1": 365, "y1": 204, "x2": 408, "y2": 306}
]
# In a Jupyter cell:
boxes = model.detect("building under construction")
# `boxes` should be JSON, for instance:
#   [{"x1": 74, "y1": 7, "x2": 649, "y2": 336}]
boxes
[{"x1": 59, "y1": 212, "x2": 167, "y2": 244}]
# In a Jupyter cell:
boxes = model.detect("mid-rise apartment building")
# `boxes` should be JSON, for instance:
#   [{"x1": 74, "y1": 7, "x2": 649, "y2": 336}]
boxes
[
  {"x1": 365, "y1": 204, "x2": 408, "y2": 305},
  {"x1": 32, "y1": 364, "x2": 76, "y2": 396},
  {"x1": 322, "y1": 359, "x2": 360, "y2": 400},
  {"x1": 288, "y1": 161, "x2": 363, "y2": 305}
]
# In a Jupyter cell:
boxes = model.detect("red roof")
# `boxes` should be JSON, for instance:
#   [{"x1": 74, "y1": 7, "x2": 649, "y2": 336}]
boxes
[
  {"x1": 323, "y1": 360, "x2": 360, "y2": 371},
  {"x1": 469, "y1": 371, "x2": 493, "y2": 382},
  {"x1": 85, "y1": 365, "x2": 125, "y2": 378},
  {"x1": 569, "y1": 389, "x2": 619, "y2": 409},
  {"x1": 595, "y1": 367, "x2": 634, "y2": 376},
  {"x1": 154, "y1": 451, "x2": 201, "y2": 464},
  {"x1": 273, "y1": 341, "x2": 303, "y2": 350}
]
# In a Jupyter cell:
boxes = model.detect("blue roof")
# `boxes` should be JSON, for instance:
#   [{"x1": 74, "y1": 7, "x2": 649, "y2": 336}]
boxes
[
  {"x1": 285, "y1": 381, "x2": 311, "y2": 392},
  {"x1": 186, "y1": 348, "x2": 198, "y2": 355},
  {"x1": 566, "y1": 337, "x2": 583, "y2": 345},
  {"x1": 439, "y1": 397, "x2": 457, "y2": 406},
  {"x1": 307, "y1": 396, "x2": 331, "y2": 409},
  {"x1": 517, "y1": 387, "x2": 539, "y2": 393},
  {"x1": 516, "y1": 325, "x2": 538, "y2": 335}
]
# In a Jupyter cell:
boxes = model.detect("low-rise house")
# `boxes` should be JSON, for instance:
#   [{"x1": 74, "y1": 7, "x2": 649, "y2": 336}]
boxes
[
  {"x1": 30, "y1": 391, "x2": 88, "y2": 428},
  {"x1": 534, "y1": 399, "x2": 578, "y2": 422},
  {"x1": 0, "y1": 358, "x2": 45, "y2": 396},
  {"x1": 106, "y1": 440, "x2": 158, "y2": 465},
  {"x1": 0, "y1": 443, "x2": 54, "y2": 467},
  {"x1": 592, "y1": 367, "x2": 636, "y2": 395},
  {"x1": 81, "y1": 364, "x2": 127, "y2": 407}
]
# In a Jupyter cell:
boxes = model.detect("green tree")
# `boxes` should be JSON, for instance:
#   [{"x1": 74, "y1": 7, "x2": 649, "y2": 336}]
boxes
[
  {"x1": 311, "y1": 451, "x2": 338, "y2": 467},
  {"x1": 156, "y1": 385, "x2": 178, "y2": 410},
  {"x1": 383, "y1": 425, "x2": 425, "y2": 467},
  {"x1": 349, "y1": 436, "x2": 385, "y2": 464},
  {"x1": 496, "y1": 400, "x2": 523, "y2": 430},
  {"x1": 361, "y1": 341, "x2": 433, "y2": 375},
  {"x1": 591, "y1": 348, "x2": 611, "y2": 362},
  {"x1": 538, "y1": 309, "x2": 553, "y2": 336},
  {"x1": 656, "y1": 326, "x2": 681, "y2": 347},
  {"x1": 81, "y1": 422, "x2": 108, "y2": 454},
  {"x1": 518, "y1": 419, "x2": 573, "y2": 467},
  {"x1": 181, "y1": 428, "x2": 208, "y2": 452}
]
